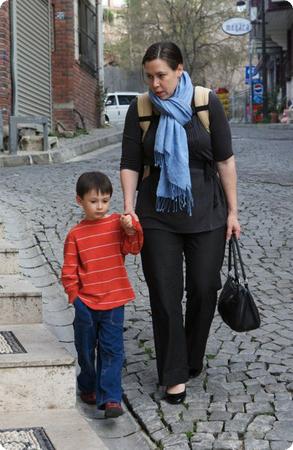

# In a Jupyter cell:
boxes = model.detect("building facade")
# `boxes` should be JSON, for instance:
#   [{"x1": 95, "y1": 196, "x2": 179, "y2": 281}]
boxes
[
  {"x1": 0, "y1": 0, "x2": 101, "y2": 131},
  {"x1": 251, "y1": 0, "x2": 293, "y2": 107}
]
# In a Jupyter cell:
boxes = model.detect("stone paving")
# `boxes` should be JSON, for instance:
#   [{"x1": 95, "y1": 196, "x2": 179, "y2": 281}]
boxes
[{"x1": 0, "y1": 124, "x2": 292, "y2": 449}]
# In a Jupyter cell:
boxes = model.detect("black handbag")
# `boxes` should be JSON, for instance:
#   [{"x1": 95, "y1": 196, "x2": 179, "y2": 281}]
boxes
[{"x1": 218, "y1": 235, "x2": 261, "y2": 332}]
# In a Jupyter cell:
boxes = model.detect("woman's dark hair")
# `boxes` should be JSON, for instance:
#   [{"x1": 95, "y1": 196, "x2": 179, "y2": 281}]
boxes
[
  {"x1": 76, "y1": 171, "x2": 113, "y2": 198},
  {"x1": 142, "y1": 42, "x2": 183, "y2": 70}
]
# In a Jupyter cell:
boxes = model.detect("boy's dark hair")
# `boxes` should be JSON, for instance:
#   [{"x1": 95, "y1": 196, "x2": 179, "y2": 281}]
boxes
[
  {"x1": 76, "y1": 171, "x2": 113, "y2": 198},
  {"x1": 142, "y1": 42, "x2": 183, "y2": 70}
]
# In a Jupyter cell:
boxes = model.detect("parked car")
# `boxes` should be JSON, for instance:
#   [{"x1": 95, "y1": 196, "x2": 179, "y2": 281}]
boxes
[{"x1": 104, "y1": 92, "x2": 140, "y2": 125}]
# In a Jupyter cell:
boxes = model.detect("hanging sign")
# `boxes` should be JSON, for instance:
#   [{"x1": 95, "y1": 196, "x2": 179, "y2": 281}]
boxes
[
  {"x1": 252, "y1": 82, "x2": 263, "y2": 104},
  {"x1": 222, "y1": 18, "x2": 252, "y2": 36}
]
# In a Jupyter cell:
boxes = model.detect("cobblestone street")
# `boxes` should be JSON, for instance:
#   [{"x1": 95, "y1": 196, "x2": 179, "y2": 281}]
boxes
[{"x1": 0, "y1": 124, "x2": 292, "y2": 450}]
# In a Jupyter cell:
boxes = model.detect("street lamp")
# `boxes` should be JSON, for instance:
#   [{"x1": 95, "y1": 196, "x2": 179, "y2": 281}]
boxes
[
  {"x1": 261, "y1": 0, "x2": 268, "y2": 121},
  {"x1": 235, "y1": 0, "x2": 253, "y2": 122},
  {"x1": 236, "y1": 1, "x2": 247, "y2": 13},
  {"x1": 236, "y1": 0, "x2": 268, "y2": 122}
]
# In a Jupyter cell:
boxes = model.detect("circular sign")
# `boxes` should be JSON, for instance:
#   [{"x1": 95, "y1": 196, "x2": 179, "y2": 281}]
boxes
[
  {"x1": 222, "y1": 17, "x2": 252, "y2": 36},
  {"x1": 253, "y1": 83, "x2": 263, "y2": 95}
]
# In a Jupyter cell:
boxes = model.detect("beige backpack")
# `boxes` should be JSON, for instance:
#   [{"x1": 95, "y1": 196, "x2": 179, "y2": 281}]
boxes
[{"x1": 137, "y1": 86, "x2": 211, "y2": 140}]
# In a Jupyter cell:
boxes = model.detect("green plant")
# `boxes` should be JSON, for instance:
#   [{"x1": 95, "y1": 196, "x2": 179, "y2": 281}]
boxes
[
  {"x1": 103, "y1": 8, "x2": 114, "y2": 24},
  {"x1": 185, "y1": 431, "x2": 194, "y2": 440},
  {"x1": 144, "y1": 346, "x2": 153, "y2": 358},
  {"x1": 267, "y1": 88, "x2": 285, "y2": 114},
  {"x1": 138, "y1": 339, "x2": 146, "y2": 348}
]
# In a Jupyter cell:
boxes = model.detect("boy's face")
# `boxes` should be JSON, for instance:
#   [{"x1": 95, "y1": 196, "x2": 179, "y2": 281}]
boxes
[{"x1": 76, "y1": 189, "x2": 111, "y2": 221}]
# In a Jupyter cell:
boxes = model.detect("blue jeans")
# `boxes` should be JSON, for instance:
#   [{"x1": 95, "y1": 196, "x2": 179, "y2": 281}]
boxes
[{"x1": 73, "y1": 298, "x2": 124, "y2": 407}]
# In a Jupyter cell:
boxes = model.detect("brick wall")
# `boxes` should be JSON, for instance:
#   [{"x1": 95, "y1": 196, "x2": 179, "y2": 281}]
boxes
[
  {"x1": 73, "y1": 63, "x2": 98, "y2": 129},
  {"x1": 52, "y1": 0, "x2": 98, "y2": 131},
  {"x1": 0, "y1": 1, "x2": 11, "y2": 125}
]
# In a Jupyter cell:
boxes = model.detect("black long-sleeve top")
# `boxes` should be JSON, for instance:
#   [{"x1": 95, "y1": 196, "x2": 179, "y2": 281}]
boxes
[{"x1": 120, "y1": 92, "x2": 233, "y2": 233}]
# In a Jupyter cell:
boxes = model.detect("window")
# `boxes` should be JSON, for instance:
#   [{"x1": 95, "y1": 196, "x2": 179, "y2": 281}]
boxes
[
  {"x1": 106, "y1": 95, "x2": 117, "y2": 106},
  {"x1": 78, "y1": 0, "x2": 97, "y2": 74},
  {"x1": 117, "y1": 95, "x2": 137, "y2": 105}
]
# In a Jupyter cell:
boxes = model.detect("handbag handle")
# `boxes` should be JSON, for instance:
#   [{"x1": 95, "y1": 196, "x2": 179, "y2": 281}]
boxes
[
  {"x1": 228, "y1": 237, "x2": 239, "y2": 282},
  {"x1": 229, "y1": 235, "x2": 248, "y2": 287}
]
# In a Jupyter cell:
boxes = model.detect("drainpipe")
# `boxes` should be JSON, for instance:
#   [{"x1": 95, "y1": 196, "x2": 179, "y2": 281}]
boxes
[{"x1": 96, "y1": 0, "x2": 104, "y2": 127}]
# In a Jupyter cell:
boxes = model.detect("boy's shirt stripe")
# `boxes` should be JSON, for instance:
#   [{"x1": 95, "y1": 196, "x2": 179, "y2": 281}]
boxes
[
  {"x1": 76, "y1": 229, "x2": 120, "y2": 241},
  {"x1": 79, "y1": 241, "x2": 121, "y2": 253}
]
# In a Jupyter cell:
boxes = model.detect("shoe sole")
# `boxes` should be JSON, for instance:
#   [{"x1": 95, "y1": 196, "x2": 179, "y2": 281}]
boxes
[
  {"x1": 81, "y1": 400, "x2": 96, "y2": 405},
  {"x1": 105, "y1": 409, "x2": 123, "y2": 418},
  {"x1": 80, "y1": 396, "x2": 96, "y2": 405}
]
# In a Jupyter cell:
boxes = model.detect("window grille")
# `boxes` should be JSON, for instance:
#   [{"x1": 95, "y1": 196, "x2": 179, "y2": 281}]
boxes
[{"x1": 78, "y1": 0, "x2": 97, "y2": 74}]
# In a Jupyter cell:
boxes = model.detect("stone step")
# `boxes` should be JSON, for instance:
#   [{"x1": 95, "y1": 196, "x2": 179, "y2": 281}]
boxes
[
  {"x1": 0, "y1": 275, "x2": 42, "y2": 324},
  {"x1": 0, "y1": 240, "x2": 19, "y2": 274},
  {"x1": 0, "y1": 323, "x2": 76, "y2": 412},
  {"x1": 0, "y1": 409, "x2": 108, "y2": 450}
]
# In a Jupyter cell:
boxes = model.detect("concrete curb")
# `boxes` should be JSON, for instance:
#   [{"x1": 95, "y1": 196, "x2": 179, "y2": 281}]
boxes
[
  {"x1": 0, "y1": 130, "x2": 122, "y2": 168},
  {"x1": 231, "y1": 122, "x2": 293, "y2": 130}
]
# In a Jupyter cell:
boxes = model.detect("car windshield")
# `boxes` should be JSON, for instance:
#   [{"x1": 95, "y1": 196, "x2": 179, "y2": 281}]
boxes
[{"x1": 118, "y1": 95, "x2": 137, "y2": 105}]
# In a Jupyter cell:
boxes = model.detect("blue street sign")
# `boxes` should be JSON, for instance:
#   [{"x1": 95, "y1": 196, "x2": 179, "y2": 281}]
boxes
[{"x1": 245, "y1": 65, "x2": 258, "y2": 84}]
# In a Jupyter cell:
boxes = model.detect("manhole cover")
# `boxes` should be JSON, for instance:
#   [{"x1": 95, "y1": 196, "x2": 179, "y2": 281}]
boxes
[
  {"x1": 0, "y1": 427, "x2": 56, "y2": 450},
  {"x1": 0, "y1": 331, "x2": 27, "y2": 354}
]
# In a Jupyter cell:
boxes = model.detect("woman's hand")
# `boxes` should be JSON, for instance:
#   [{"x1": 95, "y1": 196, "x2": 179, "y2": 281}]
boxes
[
  {"x1": 120, "y1": 214, "x2": 136, "y2": 235},
  {"x1": 123, "y1": 209, "x2": 139, "y2": 222},
  {"x1": 226, "y1": 212, "x2": 241, "y2": 240}
]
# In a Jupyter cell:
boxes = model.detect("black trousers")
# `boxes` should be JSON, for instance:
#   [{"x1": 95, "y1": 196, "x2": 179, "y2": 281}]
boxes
[{"x1": 141, "y1": 226, "x2": 226, "y2": 386}]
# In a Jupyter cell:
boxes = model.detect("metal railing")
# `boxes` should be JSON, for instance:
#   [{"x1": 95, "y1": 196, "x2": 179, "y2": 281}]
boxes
[{"x1": 229, "y1": 89, "x2": 250, "y2": 123}]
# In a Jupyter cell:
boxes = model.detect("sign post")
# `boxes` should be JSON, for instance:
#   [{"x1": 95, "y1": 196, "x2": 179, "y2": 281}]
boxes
[{"x1": 222, "y1": 16, "x2": 253, "y2": 122}]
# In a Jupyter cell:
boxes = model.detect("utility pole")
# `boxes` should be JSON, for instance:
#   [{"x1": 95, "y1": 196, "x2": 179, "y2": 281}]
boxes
[
  {"x1": 247, "y1": 0, "x2": 253, "y2": 123},
  {"x1": 96, "y1": 0, "x2": 105, "y2": 127},
  {"x1": 261, "y1": 0, "x2": 268, "y2": 120}
]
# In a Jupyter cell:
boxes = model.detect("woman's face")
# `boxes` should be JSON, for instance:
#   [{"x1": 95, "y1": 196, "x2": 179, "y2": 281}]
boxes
[{"x1": 143, "y1": 58, "x2": 183, "y2": 100}]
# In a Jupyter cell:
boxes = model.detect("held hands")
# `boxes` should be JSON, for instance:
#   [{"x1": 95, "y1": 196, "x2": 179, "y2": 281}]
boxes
[
  {"x1": 120, "y1": 214, "x2": 137, "y2": 235},
  {"x1": 226, "y1": 213, "x2": 241, "y2": 241}
]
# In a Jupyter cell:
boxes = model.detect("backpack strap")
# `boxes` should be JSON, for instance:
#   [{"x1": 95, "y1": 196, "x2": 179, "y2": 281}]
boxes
[
  {"x1": 137, "y1": 86, "x2": 211, "y2": 139},
  {"x1": 194, "y1": 86, "x2": 211, "y2": 133},
  {"x1": 137, "y1": 92, "x2": 153, "y2": 140}
]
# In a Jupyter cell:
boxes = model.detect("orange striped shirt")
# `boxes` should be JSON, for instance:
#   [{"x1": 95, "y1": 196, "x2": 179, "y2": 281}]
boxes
[{"x1": 61, "y1": 213, "x2": 143, "y2": 310}]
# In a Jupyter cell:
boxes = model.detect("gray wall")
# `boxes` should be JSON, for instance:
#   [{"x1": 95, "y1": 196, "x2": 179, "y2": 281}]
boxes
[{"x1": 104, "y1": 66, "x2": 145, "y2": 93}]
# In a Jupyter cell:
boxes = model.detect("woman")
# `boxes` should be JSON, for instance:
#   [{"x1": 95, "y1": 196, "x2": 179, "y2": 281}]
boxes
[{"x1": 120, "y1": 42, "x2": 240, "y2": 404}]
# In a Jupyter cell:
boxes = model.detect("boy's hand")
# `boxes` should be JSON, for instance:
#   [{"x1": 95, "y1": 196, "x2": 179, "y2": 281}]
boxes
[{"x1": 120, "y1": 214, "x2": 136, "y2": 235}]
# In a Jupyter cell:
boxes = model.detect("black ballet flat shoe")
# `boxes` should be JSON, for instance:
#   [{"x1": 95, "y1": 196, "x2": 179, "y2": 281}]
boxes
[
  {"x1": 164, "y1": 389, "x2": 186, "y2": 405},
  {"x1": 189, "y1": 366, "x2": 203, "y2": 379}
]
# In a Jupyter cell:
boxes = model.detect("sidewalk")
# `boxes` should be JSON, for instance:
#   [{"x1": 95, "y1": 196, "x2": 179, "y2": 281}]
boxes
[
  {"x1": 230, "y1": 122, "x2": 293, "y2": 130},
  {"x1": 0, "y1": 126, "x2": 123, "y2": 168}
]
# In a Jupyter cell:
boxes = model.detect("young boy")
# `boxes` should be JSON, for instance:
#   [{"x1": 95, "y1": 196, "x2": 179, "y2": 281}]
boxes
[{"x1": 61, "y1": 171, "x2": 143, "y2": 418}]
